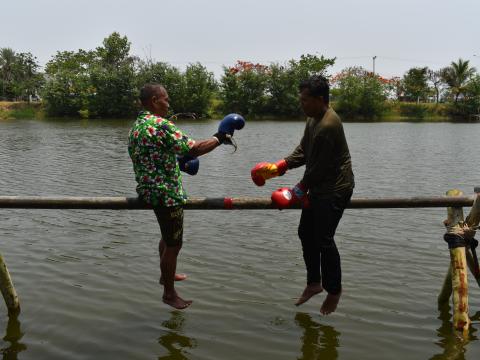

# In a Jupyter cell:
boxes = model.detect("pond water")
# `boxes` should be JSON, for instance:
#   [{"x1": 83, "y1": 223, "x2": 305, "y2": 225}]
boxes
[{"x1": 0, "y1": 118, "x2": 479, "y2": 359}]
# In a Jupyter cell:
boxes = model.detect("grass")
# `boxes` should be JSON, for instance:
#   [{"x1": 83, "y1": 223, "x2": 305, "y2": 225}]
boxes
[{"x1": 0, "y1": 101, "x2": 44, "y2": 120}]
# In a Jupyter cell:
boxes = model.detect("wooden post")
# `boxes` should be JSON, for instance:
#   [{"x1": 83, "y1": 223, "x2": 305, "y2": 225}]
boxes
[
  {"x1": 438, "y1": 190, "x2": 464, "y2": 305},
  {"x1": 441, "y1": 189, "x2": 470, "y2": 333},
  {"x1": 465, "y1": 187, "x2": 480, "y2": 286},
  {"x1": 0, "y1": 253, "x2": 20, "y2": 315}
]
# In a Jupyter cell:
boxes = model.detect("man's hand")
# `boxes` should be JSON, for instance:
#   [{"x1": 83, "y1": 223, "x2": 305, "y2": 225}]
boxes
[
  {"x1": 251, "y1": 160, "x2": 288, "y2": 186},
  {"x1": 177, "y1": 155, "x2": 199, "y2": 175},
  {"x1": 271, "y1": 182, "x2": 309, "y2": 209}
]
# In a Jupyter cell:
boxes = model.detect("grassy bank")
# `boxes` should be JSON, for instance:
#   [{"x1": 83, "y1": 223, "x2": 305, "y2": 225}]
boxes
[
  {"x1": 0, "y1": 101, "x2": 44, "y2": 120},
  {"x1": 332, "y1": 101, "x2": 451, "y2": 122}
]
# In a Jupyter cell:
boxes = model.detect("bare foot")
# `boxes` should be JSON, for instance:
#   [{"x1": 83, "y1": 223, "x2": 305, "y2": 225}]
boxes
[
  {"x1": 159, "y1": 273, "x2": 187, "y2": 285},
  {"x1": 320, "y1": 291, "x2": 341, "y2": 315},
  {"x1": 295, "y1": 283, "x2": 323, "y2": 306},
  {"x1": 162, "y1": 294, "x2": 192, "y2": 310}
]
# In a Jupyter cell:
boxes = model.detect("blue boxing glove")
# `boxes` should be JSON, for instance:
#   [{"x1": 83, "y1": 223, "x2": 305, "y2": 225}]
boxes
[
  {"x1": 213, "y1": 113, "x2": 245, "y2": 144},
  {"x1": 177, "y1": 155, "x2": 199, "y2": 175},
  {"x1": 218, "y1": 113, "x2": 245, "y2": 135}
]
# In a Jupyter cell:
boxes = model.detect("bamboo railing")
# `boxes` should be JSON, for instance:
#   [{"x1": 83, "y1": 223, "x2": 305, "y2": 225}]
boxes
[{"x1": 0, "y1": 195, "x2": 474, "y2": 210}]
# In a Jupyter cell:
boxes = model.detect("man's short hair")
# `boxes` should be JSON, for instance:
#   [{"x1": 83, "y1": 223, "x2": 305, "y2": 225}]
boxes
[
  {"x1": 299, "y1": 75, "x2": 330, "y2": 103},
  {"x1": 139, "y1": 83, "x2": 164, "y2": 106}
]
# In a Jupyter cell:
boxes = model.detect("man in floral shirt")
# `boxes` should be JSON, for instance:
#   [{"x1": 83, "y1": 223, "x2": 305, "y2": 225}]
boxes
[{"x1": 129, "y1": 84, "x2": 229, "y2": 309}]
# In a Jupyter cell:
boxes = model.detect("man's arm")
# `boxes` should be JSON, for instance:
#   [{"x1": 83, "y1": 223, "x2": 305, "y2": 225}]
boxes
[
  {"x1": 284, "y1": 143, "x2": 306, "y2": 169},
  {"x1": 188, "y1": 138, "x2": 221, "y2": 157}
]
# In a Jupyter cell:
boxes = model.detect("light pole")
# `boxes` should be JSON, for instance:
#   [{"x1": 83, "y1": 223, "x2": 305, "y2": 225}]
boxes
[{"x1": 372, "y1": 56, "x2": 377, "y2": 76}]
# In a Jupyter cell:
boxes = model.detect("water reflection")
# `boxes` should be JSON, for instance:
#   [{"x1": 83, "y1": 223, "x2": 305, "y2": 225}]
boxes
[
  {"x1": 158, "y1": 311, "x2": 197, "y2": 360},
  {"x1": 295, "y1": 312, "x2": 340, "y2": 360},
  {"x1": 429, "y1": 304, "x2": 479, "y2": 360},
  {"x1": 1, "y1": 315, "x2": 26, "y2": 360}
]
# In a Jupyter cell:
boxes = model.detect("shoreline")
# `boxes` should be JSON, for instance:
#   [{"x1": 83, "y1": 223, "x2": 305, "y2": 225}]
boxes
[{"x1": 0, "y1": 101, "x2": 477, "y2": 123}]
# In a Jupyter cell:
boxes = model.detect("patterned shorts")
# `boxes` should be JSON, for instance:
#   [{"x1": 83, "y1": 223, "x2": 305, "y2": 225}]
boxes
[{"x1": 153, "y1": 206, "x2": 184, "y2": 247}]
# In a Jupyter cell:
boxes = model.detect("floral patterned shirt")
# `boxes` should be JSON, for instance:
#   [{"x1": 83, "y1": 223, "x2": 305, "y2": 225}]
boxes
[{"x1": 128, "y1": 110, "x2": 195, "y2": 207}]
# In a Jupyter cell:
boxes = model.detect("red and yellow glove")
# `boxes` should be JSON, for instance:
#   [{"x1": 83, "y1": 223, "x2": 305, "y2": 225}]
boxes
[{"x1": 251, "y1": 159, "x2": 288, "y2": 186}]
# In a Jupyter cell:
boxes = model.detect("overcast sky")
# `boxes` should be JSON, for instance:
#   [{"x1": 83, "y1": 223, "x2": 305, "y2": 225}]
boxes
[{"x1": 1, "y1": 0, "x2": 479, "y2": 78}]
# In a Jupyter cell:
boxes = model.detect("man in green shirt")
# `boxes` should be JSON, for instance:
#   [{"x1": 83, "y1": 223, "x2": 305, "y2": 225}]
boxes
[
  {"x1": 251, "y1": 75, "x2": 354, "y2": 314},
  {"x1": 129, "y1": 84, "x2": 235, "y2": 309}
]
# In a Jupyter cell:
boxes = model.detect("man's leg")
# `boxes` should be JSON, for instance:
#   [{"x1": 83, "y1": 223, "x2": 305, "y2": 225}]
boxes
[
  {"x1": 154, "y1": 206, "x2": 192, "y2": 310},
  {"x1": 159, "y1": 238, "x2": 187, "y2": 284},
  {"x1": 295, "y1": 207, "x2": 323, "y2": 306},
  {"x1": 313, "y1": 191, "x2": 352, "y2": 314},
  {"x1": 160, "y1": 243, "x2": 192, "y2": 309}
]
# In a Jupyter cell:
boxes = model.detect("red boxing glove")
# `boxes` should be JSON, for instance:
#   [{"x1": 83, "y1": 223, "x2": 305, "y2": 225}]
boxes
[
  {"x1": 271, "y1": 183, "x2": 309, "y2": 209},
  {"x1": 251, "y1": 159, "x2": 288, "y2": 186}
]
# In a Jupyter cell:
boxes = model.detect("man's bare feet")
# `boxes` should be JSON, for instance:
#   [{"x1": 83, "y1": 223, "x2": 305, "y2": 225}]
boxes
[
  {"x1": 320, "y1": 291, "x2": 341, "y2": 315},
  {"x1": 159, "y1": 273, "x2": 187, "y2": 285},
  {"x1": 162, "y1": 294, "x2": 192, "y2": 310},
  {"x1": 295, "y1": 283, "x2": 323, "y2": 306}
]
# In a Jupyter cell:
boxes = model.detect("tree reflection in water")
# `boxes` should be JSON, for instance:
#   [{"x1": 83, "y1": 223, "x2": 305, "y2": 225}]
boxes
[
  {"x1": 1, "y1": 315, "x2": 26, "y2": 360},
  {"x1": 430, "y1": 304, "x2": 479, "y2": 360},
  {"x1": 295, "y1": 312, "x2": 340, "y2": 360},
  {"x1": 158, "y1": 311, "x2": 197, "y2": 360}
]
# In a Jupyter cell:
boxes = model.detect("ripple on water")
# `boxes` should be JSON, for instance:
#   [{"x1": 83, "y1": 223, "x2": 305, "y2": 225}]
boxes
[{"x1": 1, "y1": 120, "x2": 480, "y2": 359}]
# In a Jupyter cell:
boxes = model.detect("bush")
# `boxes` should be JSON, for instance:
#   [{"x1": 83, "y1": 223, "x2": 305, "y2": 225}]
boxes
[{"x1": 397, "y1": 102, "x2": 429, "y2": 118}]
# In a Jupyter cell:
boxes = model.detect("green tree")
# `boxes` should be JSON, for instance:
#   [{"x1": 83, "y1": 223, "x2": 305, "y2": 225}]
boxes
[
  {"x1": 445, "y1": 74, "x2": 480, "y2": 118},
  {"x1": 96, "y1": 32, "x2": 133, "y2": 68},
  {"x1": 333, "y1": 67, "x2": 388, "y2": 119},
  {"x1": 43, "y1": 32, "x2": 138, "y2": 118},
  {"x1": 89, "y1": 32, "x2": 137, "y2": 118},
  {"x1": 265, "y1": 63, "x2": 300, "y2": 116},
  {"x1": 136, "y1": 60, "x2": 184, "y2": 115},
  {"x1": 43, "y1": 50, "x2": 95, "y2": 116},
  {"x1": 180, "y1": 63, "x2": 217, "y2": 117},
  {"x1": 0, "y1": 48, "x2": 43, "y2": 101},
  {"x1": 220, "y1": 61, "x2": 269, "y2": 117},
  {"x1": 402, "y1": 67, "x2": 429, "y2": 103},
  {"x1": 441, "y1": 58, "x2": 476, "y2": 102},
  {"x1": 427, "y1": 69, "x2": 443, "y2": 103},
  {"x1": 0, "y1": 48, "x2": 17, "y2": 99},
  {"x1": 266, "y1": 54, "x2": 335, "y2": 117},
  {"x1": 288, "y1": 54, "x2": 336, "y2": 83}
]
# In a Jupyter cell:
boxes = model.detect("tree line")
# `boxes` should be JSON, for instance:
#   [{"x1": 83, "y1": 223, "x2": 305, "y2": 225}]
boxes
[{"x1": 1, "y1": 32, "x2": 479, "y2": 120}]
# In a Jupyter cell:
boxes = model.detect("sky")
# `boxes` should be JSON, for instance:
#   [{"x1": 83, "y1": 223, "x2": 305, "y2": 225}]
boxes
[{"x1": 1, "y1": 0, "x2": 479, "y2": 79}]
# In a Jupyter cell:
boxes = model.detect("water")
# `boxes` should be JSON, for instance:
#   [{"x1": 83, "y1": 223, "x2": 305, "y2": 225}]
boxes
[{"x1": 0, "y1": 118, "x2": 479, "y2": 359}]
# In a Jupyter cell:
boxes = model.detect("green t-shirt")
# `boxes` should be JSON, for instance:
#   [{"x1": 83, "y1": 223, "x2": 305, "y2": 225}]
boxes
[
  {"x1": 285, "y1": 108, "x2": 354, "y2": 198},
  {"x1": 128, "y1": 111, "x2": 195, "y2": 207}
]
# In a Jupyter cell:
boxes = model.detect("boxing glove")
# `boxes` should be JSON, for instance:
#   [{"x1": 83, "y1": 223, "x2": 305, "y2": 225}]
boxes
[
  {"x1": 271, "y1": 183, "x2": 309, "y2": 209},
  {"x1": 213, "y1": 113, "x2": 245, "y2": 144},
  {"x1": 251, "y1": 159, "x2": 288, "y2": 186},
  {"x1": 177, "y1": 155, "x2": 199, "y2": 175}
]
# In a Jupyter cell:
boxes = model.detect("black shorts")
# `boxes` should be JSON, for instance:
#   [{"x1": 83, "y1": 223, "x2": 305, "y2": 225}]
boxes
[{"x1": 153, "y1": 206, "x2": 184, "y2": 247}]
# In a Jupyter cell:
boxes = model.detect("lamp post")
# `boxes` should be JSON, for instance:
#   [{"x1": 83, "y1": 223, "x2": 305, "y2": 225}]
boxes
[{"x1": 373, "y1": 56, "x2": 377, "y2": 76}]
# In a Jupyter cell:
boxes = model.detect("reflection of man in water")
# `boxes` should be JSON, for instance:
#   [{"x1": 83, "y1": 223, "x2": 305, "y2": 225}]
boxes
[
  {"x1": 295, "y1": 312, "x2": 339, "y2": 360},
  {"x1": 158, "y1": 312, "x2": 197, "y2": 359}
]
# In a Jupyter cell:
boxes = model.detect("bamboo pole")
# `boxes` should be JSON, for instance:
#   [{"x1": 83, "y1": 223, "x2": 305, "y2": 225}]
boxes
[
  {"x1": 0, "y1": 253, "x2": 20, "y2": 315},
  {"x1": 465, "y1": 187, "x2": 480, "y2": 287},
  {"x1": 438, "y1": 190, "x2": 464, "y2": 305},
  {"x1": 0, "y1": 196, "x2": 474, "y2": 210},
  {"x1": 442, "y1": 189, "x2": 471, "y2": 333}
]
